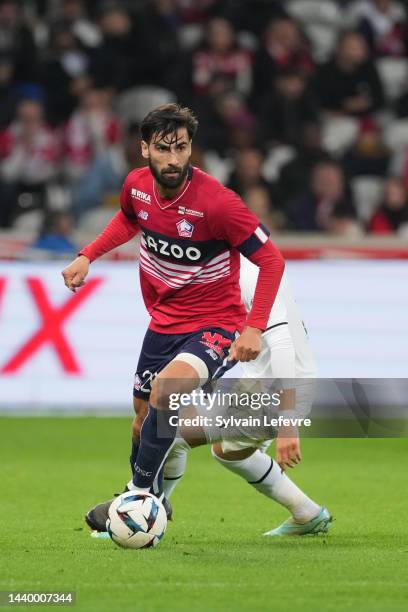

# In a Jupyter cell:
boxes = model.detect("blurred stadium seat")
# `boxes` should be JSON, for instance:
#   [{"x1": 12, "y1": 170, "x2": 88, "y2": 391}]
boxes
[
  {"x1": 117, "y1": 86, "x2": 177, "y2": 126},
  {"x1": 351, "y1": 176, "x2": 384, "y2": 222},
  {"x1": 322, "y1": 116, "x2": 359, "y2": 155},
  {"x1": 287, "y1": 0, "x2": 341, "y2": 60},
  {"x1": 79, "y1": 207, "x2": 118, "y2": 234},
  {"x1": 376, "y1": 58, "x2": 408, "y2": 101},
  {"x1": 384, "y1": 119, "x2": 408, "y2": 150}
]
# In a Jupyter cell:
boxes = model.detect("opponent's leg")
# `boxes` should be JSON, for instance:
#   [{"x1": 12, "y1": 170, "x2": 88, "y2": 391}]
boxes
[
  {"x1": 162, "y1": 437, "x2": 191, "y2": 498},
  {"x1": 162, "y1": 404, "x2": 213, "y2": 498},
  {"x1": 212, "y1": 443, "x2": 331, "y2": 535}
]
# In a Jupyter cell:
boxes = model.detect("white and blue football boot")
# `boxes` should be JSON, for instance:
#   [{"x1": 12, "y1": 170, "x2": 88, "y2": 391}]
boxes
[{"x1": 264, "y1": 507, "x2": 332, "y2": 537}]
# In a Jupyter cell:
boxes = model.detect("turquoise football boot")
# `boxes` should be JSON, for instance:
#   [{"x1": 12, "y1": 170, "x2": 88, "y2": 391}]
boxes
[
  {"x1": 90, "y1": 530, "x2": 110, "y2": 539},
  {"x1": 264, "y1": 507, "x2": 332, "y2": 537}
]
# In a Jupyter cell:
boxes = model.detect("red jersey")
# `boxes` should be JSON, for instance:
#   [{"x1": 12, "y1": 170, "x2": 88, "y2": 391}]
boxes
[{"x1": 119, "y1": 166, "x2": 270, "y2": 334}]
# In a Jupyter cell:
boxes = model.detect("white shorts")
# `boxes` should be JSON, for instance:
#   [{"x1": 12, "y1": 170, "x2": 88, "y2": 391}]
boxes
[{"x1": 219, "y1": 324, "x2": 316, "y2": 453}]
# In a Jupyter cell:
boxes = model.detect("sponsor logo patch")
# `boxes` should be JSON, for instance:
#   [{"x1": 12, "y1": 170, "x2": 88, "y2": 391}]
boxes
[
  {"x1": 143, "y1": 231, "x2": 202, "y2": 261},
  {"x1": 138, "y1": 209, "x2": 149, "y2": 220},
  {"x1": 205, "y1": 348, "x2": 219, "y2": 361},
  {"x1": 200, "y1": 331, "x2": 231, "y2": 359},
  {"x1": 131, "y1": 188, "x2": 151, "y2": 203},
  {"x1": 176, "y1": 218, "x2": 194, "y2": 238},
  {"x1": 178, "y1": 205, "x2": 204, "y2": 218},
  {"x1": 134, "y1": 374, "x2": 142, "y2": 391},
  {"x1": 134, "y1": 465, "x2": 152, "y2": 477}
]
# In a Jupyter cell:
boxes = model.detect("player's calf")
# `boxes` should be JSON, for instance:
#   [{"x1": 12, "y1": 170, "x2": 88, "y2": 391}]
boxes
[
  {"x1": 131, "y1": 359, "x2": 200, "y2": 493},
  {"x1": 130, "y1": 398, "x2": 148, "y2": 475},
  {"x1": 211, "y1": 443, "x2": 322, "y2": 526}
]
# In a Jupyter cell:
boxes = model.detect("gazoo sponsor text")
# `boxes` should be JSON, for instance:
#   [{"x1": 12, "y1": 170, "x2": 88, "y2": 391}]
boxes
[{"x1": 142, "y1": 233, "x2": 202, "y2": 261}]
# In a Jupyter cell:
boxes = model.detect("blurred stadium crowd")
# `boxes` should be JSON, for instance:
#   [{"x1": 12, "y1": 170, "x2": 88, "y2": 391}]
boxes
[{"x1": 2, "y1": 0, "x2": 408, "y2": 255}]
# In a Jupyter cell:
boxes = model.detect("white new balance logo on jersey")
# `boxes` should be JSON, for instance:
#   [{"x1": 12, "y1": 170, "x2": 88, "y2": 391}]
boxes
[{"x1": 131, "y1": 188, "x2": 151, "y2": 203}]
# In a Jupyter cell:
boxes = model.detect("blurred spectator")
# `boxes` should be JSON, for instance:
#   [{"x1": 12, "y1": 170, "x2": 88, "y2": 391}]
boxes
[
  {"x1": 243, "y1": 184, "x2": 285, "y2": 231},
  {"x1": 342, "y1": 117, "x2": 391, "y2": 176},
  {"x1": 90, "y1": 3, "x2": 143, "y2": 90},
  {"x1": 226, "y1": 147, "x2": 273, "y2": 197},
  {"x1": 215, "y1": 90, "x2": 258, "y2": 152},
  {"x1": 32, "y1": 210, "x2": 77, "y2": 254},
  {"x1": 58, "y1": 0, "x2": 102, "y2": 48},
  {"x1": 122, "y1": 122, "x2": 146, "y2": 171},
  {"x1": 0, "y1": 99, "x2": 59, "y2": 227},
  {"x1": 193, "y1": 74, "x2": 235, "y2": 154},
  {"x1": 223, "y1": 0, "x2": 286, "y2": 38},
  {"x1": 314, "y1": 30, "x2": 385, "y2": 117},
  {"x1": 368, "y1": 176, "x2": 408, "y2": 232},
  {"x1": 392, "y1": 84, "x2": 408, "y2": 117},
  {"x1": 188, "y1": 16, "x2": 252, "y2": 97},
  {"x1": 258, "y1": 69, "x2": 318, "y2": 146},
  {"x1": 175, "y1": 0, "x2": 221, "y2": 24},
  {"x1": 253, "y1": 17, "x2": 314, "y2": 101},
  {"x1": 287, "y1": 160, "x2": 359, "y2": 234},
  {"x1": 0, "y1": 0, "x2": 38, "y2": 82},
  {"x1": 63, "y1": 87, "x2": 123, "y2": 217},
  {"x1": 0, "y1": 53, "x2": 17, "y2": 127},
  {"x1": 42, "y1": 23, "x2": 91, "y2": 125},
  {"x1": 196, "y1": 86, "x2": 258, "y2": 155},
  {"x1": 348, "y1": 0, "x2": 408, "y2": 57},
  {"x1": 276, "y1": 122, "x2": 329, "y2": 208},
  {"x1": 90, "y1": 2, "x2": 179, "y2": 91},
  {"x1": 135, "y1": 0, "x2": 182, "y2": 90},
  {"x1": 64, "y1": 87, "x2": 121, "y2": 176}
]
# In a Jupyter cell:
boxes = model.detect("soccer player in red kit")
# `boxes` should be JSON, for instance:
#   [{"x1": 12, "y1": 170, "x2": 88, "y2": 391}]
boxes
[{"x1": 62, "y1": 104, "x2": 285, "y2": 532}]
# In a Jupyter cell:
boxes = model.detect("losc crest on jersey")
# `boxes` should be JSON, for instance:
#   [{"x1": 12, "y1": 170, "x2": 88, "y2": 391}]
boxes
[
  {"x1": 176, "y1": 218, "x2": 194, "y2": 238},
  {"x1": 142, "y1": 230, "x2": 202, "y2": 261}
]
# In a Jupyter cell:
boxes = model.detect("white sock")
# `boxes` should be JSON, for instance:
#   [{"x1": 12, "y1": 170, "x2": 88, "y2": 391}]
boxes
[
  {"x1": 163, "y1": 437, "x2": 191, "y2": 498},
  {"x1": 211, "y1": 448, "x2": 321, "y2": 523},
  {"x1": 126, "y1": 481, "x2": 149, "y2": 493}
]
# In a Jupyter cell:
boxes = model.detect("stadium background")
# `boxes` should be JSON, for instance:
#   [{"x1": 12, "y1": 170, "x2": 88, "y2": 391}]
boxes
[{"x1": 1, "y1": 3, "x2": 408, "y2": 612}]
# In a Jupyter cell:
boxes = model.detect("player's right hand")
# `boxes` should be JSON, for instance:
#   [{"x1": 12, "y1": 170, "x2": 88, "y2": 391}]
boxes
[
  {"x1": 276, "y1": 427, "x2": 301, "y2": 471},
  {"x1": 61, "y1": 255, "x2": 90, "y2": 292}
]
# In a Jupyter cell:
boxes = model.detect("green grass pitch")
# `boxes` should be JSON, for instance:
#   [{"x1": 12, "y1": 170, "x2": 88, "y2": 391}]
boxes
[{"x1": 1, "y1": 417, "x2": 407, "y2": 612}]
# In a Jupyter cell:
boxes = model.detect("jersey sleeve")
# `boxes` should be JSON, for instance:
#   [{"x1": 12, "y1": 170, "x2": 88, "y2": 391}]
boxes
[
  {"x1": 209, "y1": 186, "x2": 270, "y2": 254},
  {"x1": 120, "y1": 173, "x2": 137, "y2": 222},
  {"x1": 79, "y1": 210, "x2": 139, "y2": 262}
]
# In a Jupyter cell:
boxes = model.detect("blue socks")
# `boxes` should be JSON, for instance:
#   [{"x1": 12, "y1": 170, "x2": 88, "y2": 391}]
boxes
[{"x1": 132, "y1": 404, "x2": 177, "y2": 493}]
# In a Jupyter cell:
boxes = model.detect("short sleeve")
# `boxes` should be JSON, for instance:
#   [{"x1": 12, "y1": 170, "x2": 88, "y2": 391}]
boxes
[
  {"x1": 210, "y1": 187, "x2": 270, "y2": 255},
  {"x1": 120, "y1": 174, "x2": 137, "y2": 221}
]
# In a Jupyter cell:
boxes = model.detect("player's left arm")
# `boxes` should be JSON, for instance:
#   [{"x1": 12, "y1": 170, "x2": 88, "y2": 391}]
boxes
[
  {"x1": 262, "y1": 330, "x2": 301, "y2": 469},
  {"x1": 209, "y1": 187, "x2": 285, "y2": 362},
  {"x1": 230, "y1": 239, "x2": 285, "y2": 362}
]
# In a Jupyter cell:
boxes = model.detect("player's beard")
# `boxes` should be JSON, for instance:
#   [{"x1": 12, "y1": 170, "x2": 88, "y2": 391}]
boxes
[{"x1": 149, "y1": 159, "x2": 190, "y2": 190}]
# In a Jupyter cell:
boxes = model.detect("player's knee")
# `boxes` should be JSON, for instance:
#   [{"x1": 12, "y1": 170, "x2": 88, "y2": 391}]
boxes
[
  {"x1": 149, "y1": 377, "x2": 175, "y2": 409},
  {"x1": 150, "y1": 359, "x2": 202, "y2": 409},
  {"x1": 212, "y1": 443, "x2": 256, "y2": 461}
]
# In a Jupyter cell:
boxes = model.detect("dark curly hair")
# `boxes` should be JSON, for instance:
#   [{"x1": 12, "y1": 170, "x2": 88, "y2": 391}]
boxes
[{"x1": 140, "y1": 103, "x2": 198, "y2": 144}]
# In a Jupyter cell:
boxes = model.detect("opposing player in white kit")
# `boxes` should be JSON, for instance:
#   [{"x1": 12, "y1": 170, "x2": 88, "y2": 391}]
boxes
[{"x1": 162, "y1": 256, "x2": 333, "y2": 536}]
